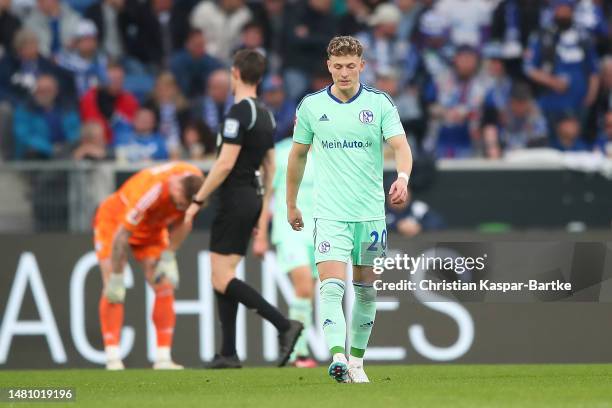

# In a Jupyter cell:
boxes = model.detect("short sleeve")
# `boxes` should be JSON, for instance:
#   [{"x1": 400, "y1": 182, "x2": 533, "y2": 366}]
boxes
[
  {"x1": 292, "y1": 102, "x2": 314, "y2": 145},
  {"x1": 221, "y1": 100, "x2": 252, "y2": 145},
  {"x1": 381, "y1": 95, "x2": 404, "y2": 140}
]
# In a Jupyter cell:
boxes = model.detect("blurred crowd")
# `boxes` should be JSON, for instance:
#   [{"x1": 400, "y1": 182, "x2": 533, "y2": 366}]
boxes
[{"x1": 0, "y1": 0, "x2": 611, "y2": 162}]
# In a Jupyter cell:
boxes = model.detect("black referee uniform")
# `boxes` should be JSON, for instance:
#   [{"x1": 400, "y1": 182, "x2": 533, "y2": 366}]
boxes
[{"x1": 210, "y1": 96, "x2": 275, "y2": 255}]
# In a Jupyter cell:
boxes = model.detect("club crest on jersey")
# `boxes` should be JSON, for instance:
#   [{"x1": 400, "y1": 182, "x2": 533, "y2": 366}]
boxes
[
  {"x1": 359, "y1": 110, "x2": 374, "y2": 124},
  {"x1": 318, "y1": 241, "x2": 331, "y2": 253}
]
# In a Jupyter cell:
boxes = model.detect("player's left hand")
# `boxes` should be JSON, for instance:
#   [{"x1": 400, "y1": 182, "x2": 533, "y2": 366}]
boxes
[
  {"x1": 184, "y1": 203, "x2": 200, "y2": 225},
  {"x1": 389, "y1": 177, "x2": 408, "y2": 206},
  {"x1": 252, "y1": 232, "x2": 269, "y2": 258},
  {"x1": 155, "y1": 250, "x2": 179, "y2": 288}
]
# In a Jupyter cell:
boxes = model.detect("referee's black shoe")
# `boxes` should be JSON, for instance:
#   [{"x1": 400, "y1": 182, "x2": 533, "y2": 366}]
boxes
[
  {"x1": 207, "y1": 354, "x2": 242, "y2": 369},
  {"x1": 277, "y1": 320, "x2": 304, "y2": 367}
]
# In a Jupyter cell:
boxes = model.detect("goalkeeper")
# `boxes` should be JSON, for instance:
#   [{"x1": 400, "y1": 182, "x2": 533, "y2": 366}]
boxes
[{"x1": 93, "y1": 162, "x2": 203, "y2": 370}]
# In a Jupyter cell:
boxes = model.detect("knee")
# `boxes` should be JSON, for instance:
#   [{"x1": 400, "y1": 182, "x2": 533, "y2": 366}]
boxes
[
  {"x1": 295, "y1": 285, "x2": 314, "y2": 299},
  {"x1": 319, "y1": 278, "x2": 345, "y2": 300}
]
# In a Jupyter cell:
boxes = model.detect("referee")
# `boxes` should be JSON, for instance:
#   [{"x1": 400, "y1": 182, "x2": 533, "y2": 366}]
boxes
[{"x1": 185, "y1": 49, "x2": 303, "y2": 368}]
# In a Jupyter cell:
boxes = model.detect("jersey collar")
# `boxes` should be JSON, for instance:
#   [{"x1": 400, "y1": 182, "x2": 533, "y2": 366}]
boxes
[{"x1": 327, "y1": 83, "x2": 363, "y2": 104}]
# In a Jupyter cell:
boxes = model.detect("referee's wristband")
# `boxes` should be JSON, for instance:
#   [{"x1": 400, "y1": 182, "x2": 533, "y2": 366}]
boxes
[
  {"x1": 192, "y1": 197, "x2": 205, "y2": 206},
  {"x1": 397, "y1": 172, "x2": 410, "y2": 184}
]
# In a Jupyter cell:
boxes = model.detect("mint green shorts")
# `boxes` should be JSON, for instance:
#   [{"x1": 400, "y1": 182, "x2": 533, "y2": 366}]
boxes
[{"x1": 313, "y1": 219, "x2": 387, "y2": 266}]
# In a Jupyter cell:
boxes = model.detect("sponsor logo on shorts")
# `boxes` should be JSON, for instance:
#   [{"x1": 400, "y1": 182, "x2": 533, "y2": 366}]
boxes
[
  {"x1": 318, "y1": 241, "x2": 331, "y2": 253},
  {"x1": 323, "y1": 319, "x2": 335, "y2": 328}
]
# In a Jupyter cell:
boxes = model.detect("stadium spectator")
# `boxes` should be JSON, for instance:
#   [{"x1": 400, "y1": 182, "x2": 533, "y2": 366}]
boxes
[
  {"x1": 13, "y1": 74, "x2": 80, "y2": 159},
  {"x1": 435, "y1": 0, "x2": 495, "y2": 47},
  {"x1": 524, "y1": 0, "x2": 600, "y2": 125},
  {"x1": 585, "y1": 56, "x2": 612, "y2": 142},
  {"x1": 80, "y1": 62, "x2": 139, "y2": 143},
  {"x1": 233, "y1": 21, "x2": 266, "y2": 55},
  {"x1": 551, "y1": 111, "x2": 589, "y2": 151},
  {"x1": 0, "y1": 28, "x2": 76, "y2": 105},
  {"x1": 72, "y1": 121, "x2": 109, "y2": 160},
  {"x1": 481, "y1": 82, "x2": 548, "y2": 158},
  {"x1": 190, "y1": 0, "x2": 252, "y2": 64},
  {"x1": 594, "y1": 111, "x2": 612, "y2": 156},
  {"x1": 181, "y1": 120, "x2": 216, "y2": 159},
  {"x1": 386, "y1": 187, "x2": 445, "y2": 237},
  {"x1": 396, "y1": 0, "x2": 422, "y2": 42},
  {"x1": 143, "y1": 71, "x2": 191, "y2": 159},
  {"x1": 357, "y1": 2, "x2": 404, "y2": 85},
  {"x1": 489, "y1": 0, "x2": 543, "y2": 79},
  {"x1": 0, "y1": 0, "x2": 21, "y2": 57},
  {"x1": 169, "y1": 29, "x2": 225, "y2": 100},
  {"x1": 337, "y1": 0, "x2": 370, "y2": 36},
  {"x1": 428, "y1": 44, "x2": 486, "y2": 158},
  {"x1": 24, "y1": 0, "x2": 81, "y2": 58},
  {"x1": 57, "y1": 20, "x2": 108, "y2": 96},
  {"x1": 261, "y1": 74, "x2": 295, "y2": 142},
  {"x1": 282, "y1": 0, "x2": 337, "y2": 101},
  {"x1": 192, "y1": 68, "x2": 231, "y2": 134},
  {"x1": 84, "y1": 0, "x2": 127, "y2": 61},
  {"x1": 113, "y1": 107, "x2": 168, "y2": 162},
  {"x1": 120, "y1": 0, "x2": 191, "y2": 68}
]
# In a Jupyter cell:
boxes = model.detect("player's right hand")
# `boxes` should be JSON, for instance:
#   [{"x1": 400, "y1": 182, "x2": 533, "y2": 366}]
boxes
[{"x1": 287, "y1": 206, "x2": 304, "y2": 231}]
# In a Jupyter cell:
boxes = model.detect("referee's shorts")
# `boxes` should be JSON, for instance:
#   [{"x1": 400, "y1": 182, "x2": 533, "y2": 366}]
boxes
[{"x1": 210, "y1": 185, "x2": 262, "y2": 256}]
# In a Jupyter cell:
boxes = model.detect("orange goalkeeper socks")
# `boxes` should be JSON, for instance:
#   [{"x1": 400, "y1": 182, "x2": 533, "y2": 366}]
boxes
[
  {"x1": 99, "y1": 296, "x2": 124, "y2": 346},
  {"x1": 153, "y1": 285, "x2": 176, "y2": 348}
]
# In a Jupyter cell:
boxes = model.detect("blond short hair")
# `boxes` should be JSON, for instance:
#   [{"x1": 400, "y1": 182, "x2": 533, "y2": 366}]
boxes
[{"x1": 327, "y1": 36, "x2": 363, "y2": 59}]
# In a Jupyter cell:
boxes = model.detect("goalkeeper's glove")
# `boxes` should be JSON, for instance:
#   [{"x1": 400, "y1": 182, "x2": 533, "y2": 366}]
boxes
[
  {"x1": 155, "y1": 250, "x2": 179, "y2": 288},
  {"x1": 105, "y1": 273, "x2": 126, "y2": 303}
]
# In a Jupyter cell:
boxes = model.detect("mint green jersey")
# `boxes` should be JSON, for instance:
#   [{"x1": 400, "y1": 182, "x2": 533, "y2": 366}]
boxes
[
  {"x1": 293, "y1": 84, "x2": 404, "y2": 222},
  {"x1": 271, "y1": 137, "x2": 315, "y2": 244}
]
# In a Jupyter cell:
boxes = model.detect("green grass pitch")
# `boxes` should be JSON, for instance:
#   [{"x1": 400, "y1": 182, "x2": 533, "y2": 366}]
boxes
[{"x1": 1, "y1": 364, "x2": 611, "y2": 408}]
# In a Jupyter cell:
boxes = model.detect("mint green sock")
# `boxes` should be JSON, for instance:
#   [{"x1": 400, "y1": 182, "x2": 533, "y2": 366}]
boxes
[
  {"x1": 350, "y1": 283, "x2": 376, "y2": 358},
  {"x1": 289, "y1": 297, "x2": 312, "y2": 358},
  {"x1": 319, "y1": 278, "x2": 346, "y2": 355}
]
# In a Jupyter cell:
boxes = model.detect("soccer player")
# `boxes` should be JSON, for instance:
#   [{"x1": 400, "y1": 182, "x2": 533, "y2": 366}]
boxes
[
  {"x1": 185, "y1": 49, "x2": 303, "y2": 368},
  {"x1": 94, "y1": 162, "x2": 204, "y2": 370},
  {"x1": 286, "y1": 36, "x2": 413, "y2": 383},
  {"x1": 255, "y1": 134, "x2": 317, "y2": 368}
]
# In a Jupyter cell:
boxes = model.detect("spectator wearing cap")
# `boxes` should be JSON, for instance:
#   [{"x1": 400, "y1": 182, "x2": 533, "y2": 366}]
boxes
[
  {"x1": 524, "y1": 0, "x2": 600, "y2": 126},
  {"x1": 551, "y1": 111, "x2": 589, "y2": 151},
  {"x1": 482, "y1": 82, "x2": 548, "y2": 158},
  {"x1": 169, "y1": 29, "x2": 225, "y2": 100},
  {"x1": 80, "y1": 62, "x2": 139, "y2": 144},
  {"x1": 357, "y1": 2, "x2": 405, "y2": 86},
  {"x1": 13, "y1": 74, "x2": 80, "y2": 159},
  {"x1": 84, "y1": 0, "x2": 128, "y2": 61},
  {"x1": 0, "y1": 28, "x2": 76, "y2": 105},
  {"x1": 113, "y1": 107, "x2": 168, "y2": 162},
  {"x1": 427, "y1": 44, "x2": 487, "y2": 158},
  {"x1": 190, "y1": 0, "x2": 252, "y2": 64},
  {"x1": 0, "y1": 0, "x2": 21, "y2": 57},
  {"x1": 435, "y1": 0, "x2": 495, "y2": 48},
  {"x1": 282, "y1": 0, "x2": 337, "y2": 101},
  {"x1": 24, "y1": 0, "x2": 81, "y2": 58},
  {"x1": 191, "y1": 68, "x2": 232, "y2": 133},
  {"x1": 489, "y1": 0, "x2": 543, "y2": 80},
  {"x1": 261, "y1": 74, "x2": 295, "y2": 143},
  {"x1": 57, "y1": 20, "x2": 108, "y2": 97}
]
